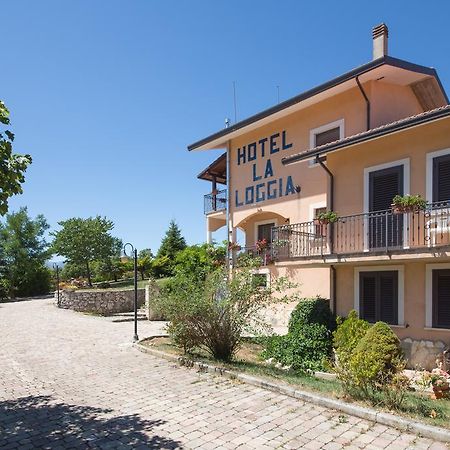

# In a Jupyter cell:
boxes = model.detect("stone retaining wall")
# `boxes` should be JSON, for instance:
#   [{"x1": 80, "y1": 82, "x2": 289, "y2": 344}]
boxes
[
  {"x1": 56, "y1": 289, "x2": 145, "y2": 315},
  {"x1": 144, "y1": 282, "x2": 166, "y2": 320}
]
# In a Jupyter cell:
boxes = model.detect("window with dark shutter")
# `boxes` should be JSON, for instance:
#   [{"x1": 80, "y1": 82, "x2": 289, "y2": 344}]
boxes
[
  {"x1": 359, "y1": 271, "x2": 398, "y2": 325},
  {"x1": 433, "y1": 154, "x2": 450, "y2": 202},
  {"x1": 257, "y1": 223, "x2": 275, "y2": 243},
  {"x1": 432, "y1": 269, "x2": 450, "y2": 329},
  {"x1": 314, "y1": 127, "x2": 340, "y2": 147}
]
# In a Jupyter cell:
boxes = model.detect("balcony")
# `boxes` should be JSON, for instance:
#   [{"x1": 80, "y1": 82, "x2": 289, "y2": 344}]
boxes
[
  {"x1": 204, "y1": 189, "x2": 227, "y2": 215},
  {"x1": 271, "y1": 201, "x2": 450, "y2": 261}
]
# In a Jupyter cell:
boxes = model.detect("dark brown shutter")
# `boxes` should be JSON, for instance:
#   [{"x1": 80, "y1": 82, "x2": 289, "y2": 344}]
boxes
[
  {"x1": 379, "y1": 272, "x2": 398, "y2": 325},
  {"x1": 360, "y1": 273, "x2": 376, "y2": 323},
  {"x1": 433, "y1": 155, "x2": 450, "y2": 202},
  {"x1": 314, "y1": 127, "x2": 340, "y2": 147},
  {"x1": 433, "y1": 269, "x2": 450, "y2": 329},
  {"x1": 360, "y1": 271, "x2": 398, "y2": 324},
  {"x1": 257, "y1": 223, "x2": 275, "y2": 243},
  {"x1": 369, "y1": 166, "x2": 403, "y2": 211}
]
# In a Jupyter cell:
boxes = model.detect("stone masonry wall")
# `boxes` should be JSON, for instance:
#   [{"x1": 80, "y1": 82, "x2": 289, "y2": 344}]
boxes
[{"x1": 56, "y1": 289, "x2": 145, "y2": 315}]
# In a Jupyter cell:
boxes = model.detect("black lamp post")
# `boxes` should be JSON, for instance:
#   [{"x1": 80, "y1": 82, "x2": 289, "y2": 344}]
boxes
[
  {"x1": 124, "y1": 242, "x2": 139, "y2": 342},
  {"x1": 53, "y1": 263, "x2": 60, "y2": 306}
]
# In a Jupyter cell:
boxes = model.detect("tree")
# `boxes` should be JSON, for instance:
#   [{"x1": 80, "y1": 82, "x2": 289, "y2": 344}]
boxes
[
  {"x1": 137, "y1": 254, "x2": 153, "y2": 280},
  {"x1": 156, "y1": 220, "x2": 186, "y2": 274},
  {"x1": 0, "y1": 207, "x2": 51, "y2": 298},
  {"x1": 51, "y1": 216, "x2": 122, "y2": 286},
  {"x1": 0, "y1": 101, "x2": 32, "y2": 215}
]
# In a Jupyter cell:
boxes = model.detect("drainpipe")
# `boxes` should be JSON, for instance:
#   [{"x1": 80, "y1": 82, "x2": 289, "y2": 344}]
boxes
[
  {"x1": 356, "y1": 75, "x2": 370, "y2": 131},
  {"x1": 315, "y1": 155, "x2": 337, "y2": 314},
  {"x1": 226, "y1": 140, "x2": 232, "y2": 270}
]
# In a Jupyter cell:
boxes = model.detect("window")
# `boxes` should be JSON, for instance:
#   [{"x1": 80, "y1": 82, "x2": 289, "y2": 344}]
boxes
[
  {"x1": 432, "y1": 269, "x2": 450, "y2": 329},
  {"x1": 257, "y1": 222, "x2": 275, "y2": 243},
  {"x1": 359, "y1": 271, "x2": 398, "y2": 324},
  {"x1": 309, "y1": 119, "x2": 344, "y2": 168},
  {"x1": 433, "y1": 154, "x2": 450, "y2": 202},
  {"x1": 252, "y1": 273, "x2": 268, "y2": 288},
  {"x1": 314, "y1": 127, "x2": 340, "y2": 147}
]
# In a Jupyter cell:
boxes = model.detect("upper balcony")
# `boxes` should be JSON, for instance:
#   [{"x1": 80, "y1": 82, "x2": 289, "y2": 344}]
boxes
[
  {"x1": 271, "y1": 201, "x2": 450, "y2": 263},
  {"x1": 204, "y1": 189, "x2": 227, "y2": 215}
]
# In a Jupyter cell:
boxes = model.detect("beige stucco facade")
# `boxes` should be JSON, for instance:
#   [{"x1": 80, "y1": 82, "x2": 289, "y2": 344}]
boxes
[{"x1": 193, "y1": 31, "x2": 450, "y2": 368}]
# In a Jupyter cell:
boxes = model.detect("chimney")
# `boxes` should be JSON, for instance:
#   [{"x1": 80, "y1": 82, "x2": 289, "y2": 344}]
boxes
[{"x1": 372, "y1": 23, "x2": 388, "y2": 60}]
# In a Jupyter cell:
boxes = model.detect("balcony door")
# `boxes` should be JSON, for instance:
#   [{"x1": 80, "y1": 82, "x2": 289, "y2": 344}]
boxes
[
  {"x1": 368, "y1": 165, "x2": 404, "y2": 249},
  {"x1": 257, "y1": 222, "x2": 275, "y2": 244}
]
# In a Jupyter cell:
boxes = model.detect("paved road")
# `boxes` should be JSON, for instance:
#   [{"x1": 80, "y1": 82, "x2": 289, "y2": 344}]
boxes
[{"x1": 0, "y1": 299, "x2": 448, "y2": 449}]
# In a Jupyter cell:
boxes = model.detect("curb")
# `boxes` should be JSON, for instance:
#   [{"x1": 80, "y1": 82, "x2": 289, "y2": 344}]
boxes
[{"x1": 133, "y1": 340, "x2": 450, "y2": 443}]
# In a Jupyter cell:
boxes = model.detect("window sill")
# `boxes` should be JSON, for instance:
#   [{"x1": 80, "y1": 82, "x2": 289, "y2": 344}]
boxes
[
  {"x1": 424, "y1": 327, "x2": 450, "y2": 332},
  {"x1": 389, "y1": 324, "x2": 407, "y2": 329}
]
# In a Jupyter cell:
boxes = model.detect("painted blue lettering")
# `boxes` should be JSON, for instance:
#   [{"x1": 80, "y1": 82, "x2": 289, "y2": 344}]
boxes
[
  {"x1": 270, "y1": 133, "x2": 280, "y2": 154},
  {"x1": 248, "y1": 142, "x2": 257, "y2": 161},
  {"x1": 282, "y1": 130, "x2": 293, "y2": 150},
  {"x1": 259, "y1": 137, "x2": 268, "y2": 158},
  {"x1": 252, "y1": 164, "x2": 262, "y2": 182},
  {"x1": 235, "y1": 190, "x2": 243, "y2": 207},
  {"x1": 285, "y1": 176, "x2": 296, "y2": 196},
  {"x1": 256, "y1": 183, "x2": 265, "y2": 202},
  {"x1": 264, "y1": 159, "x2": 274, "y2": 178},
  {"x1": 237, "y1": 147, "x2": 246, "y2": 165},
  {"x1": 245, "y1": 186, "x2": 254, "y2": 204},
  {"x1": 278, "y1": 178, "x2": 283, "y2": 197},
  {"x1": 267, "y1": 180, "x2": 277, "y2": 199}
]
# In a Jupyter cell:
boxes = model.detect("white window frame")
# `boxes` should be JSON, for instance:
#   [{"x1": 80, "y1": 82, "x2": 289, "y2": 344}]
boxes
[
  {"x1": 309, "y1": 201, "x2": 328, "y2": 221},
  {"x1": 426, "y1": 147, "x2": 450, "y2": 202},
  {"x1": 354, "y1": 265, "x2": 405, "y2": 326},
  {"x1": 254, "y1": 218, "x2": 278, "y2": 246},
  {"x1": 425, "y1": 262, "x2": 450, "y2": 330},
  {"x1": 363, "y1": 158, "x2": 410, "y2": 251},
  {"x1": 308, "y1": 119, "x2": 345, "y2": 167}
]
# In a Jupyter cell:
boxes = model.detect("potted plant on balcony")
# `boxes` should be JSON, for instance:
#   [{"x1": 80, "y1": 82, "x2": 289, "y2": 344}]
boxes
[
  {"x1": 256, "y1": 238, "x2": 268, "y2": 253},
  {"x1": 228, "y1": 242, "x2": 241, "y2": 251},
  {"x1": 391, "y1": 194, "x2": 427, "y2": 214},
  {"x1": 314, "y1": 211, "x2": 338, "y2": 225}
]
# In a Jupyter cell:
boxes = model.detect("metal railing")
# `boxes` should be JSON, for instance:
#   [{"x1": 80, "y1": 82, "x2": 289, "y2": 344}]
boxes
[
  {"x1": 204, "y1": 189, "x2": 227, "y2": 215},
  {"x1": 236, "y1": 244, "x2": 274, "y2": 266},
  {"x1": 272, "y1": 201, "x2": 450, "y2": 259}
]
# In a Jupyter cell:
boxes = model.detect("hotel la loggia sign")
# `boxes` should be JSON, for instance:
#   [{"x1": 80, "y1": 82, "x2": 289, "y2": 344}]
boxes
[{"x1": 234, "y1": 130, "x2": 296, "y2": 208}]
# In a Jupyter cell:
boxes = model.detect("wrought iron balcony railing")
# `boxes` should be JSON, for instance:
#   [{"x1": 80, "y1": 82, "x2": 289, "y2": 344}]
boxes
[
  {"x1": 272, "y1": 201, "x2": 450, "y2": 259},
  {"x1": 204, "y1": 189, "x2": 227, "y2": 215}
]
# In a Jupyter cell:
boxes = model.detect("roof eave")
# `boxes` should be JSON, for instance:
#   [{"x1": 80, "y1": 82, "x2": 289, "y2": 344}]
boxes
[
  {"x1": 187, "y1": 56, "x2": 446, "y2": 151},
  {"x1": 282, "y1": 108, "x2": 450, "y2": 165}
]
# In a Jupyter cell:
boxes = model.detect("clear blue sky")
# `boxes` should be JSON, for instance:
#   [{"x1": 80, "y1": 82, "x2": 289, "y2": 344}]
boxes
[{"x1": 3, "y1": 1, "x2": 450, "y2": 255}]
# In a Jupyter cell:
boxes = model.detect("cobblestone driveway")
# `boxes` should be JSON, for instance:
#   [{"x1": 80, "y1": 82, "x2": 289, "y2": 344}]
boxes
[{"x1": 0, "y1": 299, "x2": 448, "y2": 449}]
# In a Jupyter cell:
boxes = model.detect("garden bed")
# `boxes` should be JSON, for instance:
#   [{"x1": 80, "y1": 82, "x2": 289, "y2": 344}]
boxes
[{"x1": 141, "y1": 336, "x2": 450, "y2": 431}]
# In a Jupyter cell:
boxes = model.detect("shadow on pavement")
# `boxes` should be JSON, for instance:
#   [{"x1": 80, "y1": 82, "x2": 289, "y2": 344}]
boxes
[{"x1": 0, "y1": 395, "x2": 182, "y2": 449}]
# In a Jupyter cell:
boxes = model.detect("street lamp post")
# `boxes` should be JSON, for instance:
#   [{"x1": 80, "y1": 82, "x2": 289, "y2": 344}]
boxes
[
  {"x1": 53, "y1": 263, "x2": 60, "y2": 306},
  {"x1": 124, "y1": 243, "x2": 139, "y2": 342}
]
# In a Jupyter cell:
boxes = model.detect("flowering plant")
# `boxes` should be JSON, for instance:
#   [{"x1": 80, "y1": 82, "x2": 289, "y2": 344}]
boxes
[
  {"x1": 256, "y1": 238, "x2": 268, "y2": 252},
  {"x1": 228, "y1": 242, "x2": 241, "y2": 251}
]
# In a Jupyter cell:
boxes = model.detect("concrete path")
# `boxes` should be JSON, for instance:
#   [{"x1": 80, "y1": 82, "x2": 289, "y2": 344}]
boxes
[{"x1": 0, "y1": 298, "x2": 447, "y2": 449}]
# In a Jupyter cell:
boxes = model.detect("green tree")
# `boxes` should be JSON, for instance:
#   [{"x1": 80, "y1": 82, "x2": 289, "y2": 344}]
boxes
[
  {"x1": 157, "y1": 220, "x2": 186, "y2": 262},
  {"x1": 0, "y1": 207, "x2": 51, "y2": 298},
  {"x1": 0, "y1": 101, "x2": 32, "y2": 215},
  {"x1": 93, "y1": 258, "x2": 126, "y2": 282},
  {"x1": 137, "y1": 254, "x2": 153, "y2": 280},
  {"x1": 51, "y1": 216, "x2": 122, "y2": 286}
]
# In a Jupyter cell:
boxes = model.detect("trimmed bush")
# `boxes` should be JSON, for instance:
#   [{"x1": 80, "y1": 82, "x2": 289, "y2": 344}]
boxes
[
  {"x1": 262, "y1": 297, "x2": 335, "y2": 373},
  {"x1": 333, "y1": 310, "x2": 370, "y2": 367},
  {"x1": 349, "y1": 321, "x2": 403, "y2": 389}
]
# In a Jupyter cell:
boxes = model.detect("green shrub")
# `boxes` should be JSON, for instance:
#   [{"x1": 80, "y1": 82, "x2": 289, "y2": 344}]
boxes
[
  {"x1": 0, "y1": 277, "x2": 10, "y2": 301},
  {"x1": 349, "y1": 321, "x2": 403, "y2": 388},
  {"x1": 262, "y1": 298, "x2": 335, "y2": 373},
  {"x1": 333, "y1": 310, "x2": 370, "y2": 367}
]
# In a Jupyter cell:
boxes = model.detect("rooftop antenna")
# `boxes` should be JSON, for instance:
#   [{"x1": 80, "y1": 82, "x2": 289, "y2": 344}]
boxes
[
  {"x1": 225, "y1": 118, "x2": 230, "y2": 128},
  {"x1": 276, "y1": 85, "x2": 280, "y2": 104},
  {"x1": 233, "y1": 81, "x2": 237, "y2": 123}
]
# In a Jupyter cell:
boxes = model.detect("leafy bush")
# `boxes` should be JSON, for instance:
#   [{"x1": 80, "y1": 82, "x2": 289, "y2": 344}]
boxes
[
  {"x1": 0, "y1": 277, "x2": 10, "y2": 300},
  {"x1": 262, "y1": 297, "x2": 335, "y2": 373},
  {"x1": 335, "y1": 319, "x2": 406, "y2": 406},
  {"x1": 333, "y1": 310, "x2": 370, "y2": 367},
  {"x1": 155, "y1": 261, "x2": 298, "y2": 361}
]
